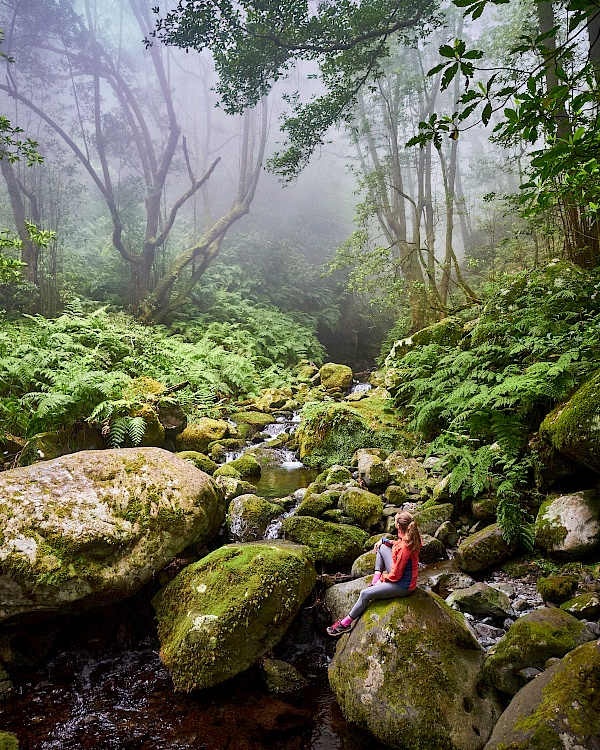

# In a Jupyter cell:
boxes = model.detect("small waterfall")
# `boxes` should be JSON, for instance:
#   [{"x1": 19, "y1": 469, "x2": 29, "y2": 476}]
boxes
[
  {"x1": 349, "y1": 382, "x2": 372, "y2": 394},
  {"x1": 263, "y1": 496, "x2": 303, "y2": 540},
  {"x1": 224, "y1": 450, "x2": 244, "y2": 463}
]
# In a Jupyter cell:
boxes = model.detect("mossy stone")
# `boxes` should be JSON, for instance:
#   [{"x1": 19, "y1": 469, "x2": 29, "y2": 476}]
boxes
[
  {"x1": 123, "y1": 376, "x2": 165, "y2": 398},
  {"x1": 319, "y1": 362, "x2": 353, "y2": 390},
  {"x1": 384, "y1": 316, "x2": 464, "y2": 365},
  {"x1": 383, "y1": 453, "x2": 430, "y2": 491},
  {"x1": 281, "y1": 516, "x2": 368, "y2": 565},
  {"x1": 261, "y1": 658, "x2": 308, "y2": 694},
  {"x1": 0, "y1": 448, "x2": 226, "y2": 624},
  {"x1": 455, "y1": 523, "x2": 514, "y2": 573},
  {"x1": 226, "y1": 494, "x2": 282, "y2": 542},
  {"x1": 483, "y1": 606, "x2": 595, "y2": 695},
  {"x1": 175, "y1": 419, "x2": 232, "y2": 454},
  {"x1": 484, "y1": 640, "x2": 600, "y2": 750},
  {"x1": 295, "y1": 492, "x2": 336, "y2": 519},
  {"x1": 413, "y1": 503, "x2": 454, "y2": 536},
  {"x1": 419, "y1": 534, "x2": 447, "y2": 564},
  {"x1": 540, "y1": 367, "x2": 600, "y2": 472},
  {"x1": 350, "y1": 550, "x2": 377, "y2": 576},
  {"x1": 153, "y1": 541, "x2": 316, "y2": 691},
  {"x1": 230, "y1": 411, "x2": 275, "y2": 427},
  {"x1": 560, "y1": 591, "x2": 600, "y2": 620},
  {"x1": 446, "y1": 582, "x2": 512, "y2": 618},
  {"x1": 213, "y1": 463, "x2": 242, "y2": 479},
  {"x1": 226, "y1": 454, "x2": 261, "y2": 479},
  {"x1": 213, "y1": 476, "x2": 257, "y2": 501},
  {"x1": 534, "y1": 491, "x2": 600, "y2": 558},
  {"x1": 536, "y1": 574, "x2": 578, "y2": 604},
  {"x1": 0, "y1": 732, "x2": 18, "y2": 750},
  {"x1": 338, "y1": 487, "x2": 383, "y2": 530},
  {"x1": 133, "y1": 403, "x2": 166, "y2": 447},
  {"x1": 318, "y1": 464, "x2": 352, "y2": 486},
  {"x1": 176, "y1": 451, "x2": 218, "y2": 475},
  {"x1": 328, "y1": 587, "x2": 501, "y2": 750}
]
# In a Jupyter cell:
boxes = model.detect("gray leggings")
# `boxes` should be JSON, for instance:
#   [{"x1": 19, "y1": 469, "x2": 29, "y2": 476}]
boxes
[{"x1": 349, "y1": 544, "x2": 410, "y2": 620}]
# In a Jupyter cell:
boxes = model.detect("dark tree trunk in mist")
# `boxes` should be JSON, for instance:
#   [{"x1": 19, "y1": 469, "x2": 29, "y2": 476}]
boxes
[
  {"x1": 0, "y1": 158, "x2": 39, "y2": 287},
  {"x1": 0, "y1": 0, "x2": 267, "y2": 317}
]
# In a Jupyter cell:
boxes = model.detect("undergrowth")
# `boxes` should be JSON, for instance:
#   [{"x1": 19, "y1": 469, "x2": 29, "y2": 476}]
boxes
[{"x1": 386, "y1": 260, "x2": 600, "y2": 548}]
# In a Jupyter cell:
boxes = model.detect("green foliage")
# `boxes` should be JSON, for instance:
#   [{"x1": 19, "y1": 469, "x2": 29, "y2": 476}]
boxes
[
  {"x1": 0, "y1": 300, "x2": 324, "y2": 440},
  {"x1": 388, "y1": 261, "x2": 600, "y2": 545},
  {"x1": 108, "y1": 416, "x2": 146, "y2": 448}
]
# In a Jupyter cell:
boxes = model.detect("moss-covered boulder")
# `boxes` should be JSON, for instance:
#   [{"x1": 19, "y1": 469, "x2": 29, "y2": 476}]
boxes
[
  {"x1": 356, "y1": 452, "x2": 389, "y2": 487},
  {"x1": 253, "y1": 387, "x2": 292, "y2": 412},
  {"x1": 328, "y1": 587, "x2": 501, "y2": 750},
  {"x1": 419, "y1": 534, "x2": 447, "y2": 563},
  {"x1": 318, "y1": 464, "x2": 353, "y2": 486},
  {"x1": 222, "y1": 454, "x2": 262, "y2": 479},
  {"x1": 0, "y1": 732, "x2": 18, "y2": 750},
  {"x1": 413, "y1": 503, "x2": 454, "y2": 536},
  {"x1": 295, "y1": 492, "x2": 337, "y2": 519},
  {"x1": 419, "y1": 560, "x2": 476, "y2": 599},
  {"x1": 176, "y1": 451, "x2": 218, "y2": 475},
  {"x1": 455, "y1": 524, "x2": 515, "y2": 573},
  {"x1": 0, "y1": 448, "x2": 225, "y2": 624},
  {"x1": 153, "y1": 541, "x2": 316, "y2": 691},
  {"x1": 175, "y1": 418, "x2": 233, "y2": 454},
  {"x1": 471, "y1": 496, "x2": 499, "y2": 521},
  {"x1": 338, "y1": 487, "x2": 383, "y2": 530},
  {"x1": 319, "y1": 362, "x2": 353, "y2": 391},
  {"x1": 534, "y1": 491, "x2": 600, "y2": 558},
  {"x1": 214, "y1": 476, "x2": 259, "y2": 502},
  {"x1": 351, "y1": 551, "x2": 377, "y2": 577},
  {"x1": 226, "y1": 494, "x2": 282, "y2": 542},
  {"x1": 535, "y1": 574, "x2": 578, "y2": 604},
  {"x1": 560, "y1": 591, "x2": 600, "y2": 620},
  {"x1": 484, "y1": 640, "x2": 600, "y2": 750},
  {"x1": 483, "y1": 607, "x2": 595, "y2": 695},
  {"x1": 383, "y1": 454, "x2": 430, "y2": 492},
  {"x1": 385, "y1": 317, "x2": 464, "y2": 366},
  {"x1": 540, "y1": 367, "x2": 600, "y2": 472},
  {"x1": 281, "y1": 516, "x2": 368, "y2": 565},
  {"x1": 446, "y1": 583, "x2": 512, "y2": 619}
]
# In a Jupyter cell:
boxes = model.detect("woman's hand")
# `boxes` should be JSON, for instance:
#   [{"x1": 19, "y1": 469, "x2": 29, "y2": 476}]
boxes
[{"x1": 374, "y1": 539, "x2": 382, "y2": 551}]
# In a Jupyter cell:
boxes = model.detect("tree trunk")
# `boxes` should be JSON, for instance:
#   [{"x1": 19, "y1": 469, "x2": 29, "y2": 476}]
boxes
[{"x1": 0, "y1": 158, "x2": 38, "y2": 286}]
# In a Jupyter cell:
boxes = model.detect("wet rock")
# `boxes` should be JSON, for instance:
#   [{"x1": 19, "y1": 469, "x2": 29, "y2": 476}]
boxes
[
  {"x1": 226, "y1": 494, "x2": 282, "y2": 542},
  {"x1": 418, "y1": 560, "x2": 476, "y2": 599},
  {"x1": 328, "y1": 587, "x2": 501, "y2": 750},
  {"x1": 153, "y1": 540, "x2": 316, "y2": 691},
  {"x1": 484, "y1": 640, "x2": 600, "y2": 750},
  {"x1": 447, "y1": 584, "x2": 512, "y2": 619},
  {"x1": 560, "y1": 591, "x2": 600, "y2": 620},
  {"x1": 261, "y1": 658, "x2": 309, "y2": 694},
  {"x1": 473, "y1": 622, "x2": 504, "y2": 640},
  {"x1": 383, "y1": 454, "x2": 430, "y2": 492},
  {"x1": 281, "y1": 516, "x2": 368, "y2": 565},
  {"x1": 536, "y1": 574, "x2": 578, "y2": 604},
  {"x1": 338, "y1": 487, "x2": 383, "y2": 530},
  {"x1": 471, "y1": 496, "x2": 498, "y2": 522},
  {"x1": 413, "y1": 503, "x2": 454, "y2": 536},
  {"x1": 455, "y1": 524, "x2": 515, "y2": 573},
  {"x1": 221, "y1": 454, "x2": 262, "y2": 479},
  {"x1": 483, "y1": 607, "x2": 595, "y2": 695},
  {"x1": 228, "y1": 411, "x2": 276, "y2": 440},
  {"x1": 0, "y1": 448, "x2": 226, "y2": 625},
  {"x1": 534, "y1": 490, "x2": 600, "y2": 558},
  {"x1": 213, "y1": 476, "x2": 257, "y2": 501}
]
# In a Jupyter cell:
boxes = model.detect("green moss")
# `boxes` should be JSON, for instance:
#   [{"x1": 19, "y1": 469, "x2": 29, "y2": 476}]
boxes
[
  {"x1": 536, "y1": 575, "x2": 578, "y2": 604},
  {"x1": 153, "y1": 541, "x2": 316, "y2": 691},
  {"x1": 534, "y1": 498, "x2": 568, "y2": 551},
  {"x1": 281, "y1": 515, "x2": 368, "y2": 564},
  {"x1": 226, "y1": 454, "x2": 261, "y2": 479},
  {"x1": 338, "y1": 487, "x2": 383, "y2": 529},
  {"x1": 0, "y1": 732, "x2": 19, "y2": 750},
  {"x1": 295, "y1": 492, "x2": 336, "y2": 519},
  {"x1": 230, "y1": 411, "x2": 275, "y2": 427},
  {"x1": 213, "y1": 464, "x2": 242, "y2": 479},
  {"x1": 176, "y1": 451, "x2": 218, "y2": 474}
]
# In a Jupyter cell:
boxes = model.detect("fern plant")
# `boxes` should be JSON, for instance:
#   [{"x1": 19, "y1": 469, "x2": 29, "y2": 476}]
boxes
[{"x1": 107, "y1": 416, "x2": 146, "y2": 448}]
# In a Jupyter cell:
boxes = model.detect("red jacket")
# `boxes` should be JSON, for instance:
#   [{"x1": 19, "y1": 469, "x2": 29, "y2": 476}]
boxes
[{"x1": 381, "y1": 538, "x2": 419, "y2": 589}]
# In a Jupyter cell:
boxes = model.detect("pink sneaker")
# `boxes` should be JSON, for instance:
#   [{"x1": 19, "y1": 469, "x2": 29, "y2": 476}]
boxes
[{"x1": 326, "y1": 619, "x2": 352, "y2": 636}]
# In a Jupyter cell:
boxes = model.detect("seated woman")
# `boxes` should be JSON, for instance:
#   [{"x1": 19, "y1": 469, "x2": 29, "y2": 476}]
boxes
[{"x1": 327, "y1": 510, "x2": 421, "y2": 636}]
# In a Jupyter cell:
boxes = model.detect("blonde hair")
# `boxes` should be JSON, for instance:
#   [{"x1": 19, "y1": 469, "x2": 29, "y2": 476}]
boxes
[{"x1": 395, "y1": 511, "x2": 421, "y2": 553}]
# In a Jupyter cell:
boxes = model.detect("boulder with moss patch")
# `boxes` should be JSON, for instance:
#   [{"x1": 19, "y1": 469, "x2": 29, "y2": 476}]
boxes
[
  {"x1": 261, "y1": 658, "x2": 308, "y2": 694},
  {"x1": 484, "y1": 639, "x2": 600, "y2": 750},
  {"x1": 281, "y1": 516, "x2": 368, "y2": 565},
  {"x1": 560, "y1": 591, "x2": 600, "y2": 620},
  {"x1": 536, "y1": 574, "x2": 578, "y2": 604},
  {"x1": 295, "y1": 492, "x2": 337, "y2": 519},
  {"x1": 338, "y1": 488, "x2": 383, "y2": 530},
  {"x1": 351, "y1": 551, "x2": 377, "y2": 577},
  {"x1": 414, "y1": 503, "x2": 454, "y2": 536},
  {"x1": 540, "y1": 368, "x2": 600, "y2": 473},
  {"x1": 455, "y1": 524, "x2": 515, "y2": 573},
  {"x1": 253, "y1": 388, "x2": 292, "y2": 412},
  {"x1": 229, "y1": 411, "x2": 276, "y2": 440},
  {"x1": 383, "y1": 454, "x2": 430, "y2": 493},
  {"x1": 176, "y1": 451, "x2": 218, "y2": 475},
  {"x1": 319, "y1": 363, "x2": 353, "y2": 391},
  {"x1": 0, "y1": 448, "x2": 225, "y2": 624},
  {"x1": 175, "y1": 419, "x2": 233, "y2": 454},
  {"x1": 328, "y1": 587, "x2": 501, "y2": 750},
  {"x1": 153, "y1": 540, "x2": 316, "y2": 691},
  {"x1": 213, "y1": 476, "x2": 257, "y2": 502},
  {"x1": 0, "y1": 732, "x2": 18, "y2": 750},
  {"x1": 447, "y1": 583, "x2": 512, "y2": 619},
  {"x1": 385, "y1": 317, "x2": 464, "y2": 367},
  {"x1": 318, "y1": 465, "x2": 353, "y2": 486},
  {"x1": 224, "y1": 454, "x2": 262, "y2": 479},
  {"x1": 483, "y1": 607, "x2": 595, "y2": 695},
  {"x1": 227, "y1": 494, "x2": 282, "y2": 542},
  {"x1": 356, "y1": 452, "x2": 389, "y2": 487},
  {"x1": 534, "y1": 491, "x2": 600, "y2": 559}
]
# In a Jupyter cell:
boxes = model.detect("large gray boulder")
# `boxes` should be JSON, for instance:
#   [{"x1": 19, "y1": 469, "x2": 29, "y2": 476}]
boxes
[
  {"x1": 0, "y1": 448, "x2": 225, "y2": 624},
  {"x1": 483, "y1": 607, "x2": 595, "y2": 695},
  {"x1": 447, "y1": 583, "x2": 512, "y2": 619},
  {"x1": 455, "y1": 524, "x2": 514, "y2": 573},
  {"x1": 484, "y1": 640, "x2": 600, "y2": 750},
  {"x1": 535, "y1": 490, "x2": 600, "y2": 558},
  {"x1": 328, "y1": 587, "x2": 501, "y2": 750},
  {"x1": 153, "y1": 540, "x2": 316, "y2": 691}
]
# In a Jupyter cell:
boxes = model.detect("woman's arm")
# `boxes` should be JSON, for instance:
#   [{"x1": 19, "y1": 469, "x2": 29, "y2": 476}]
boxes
[{"x1": 381, "y1": 543, "x2": 410, "y2": 583}]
